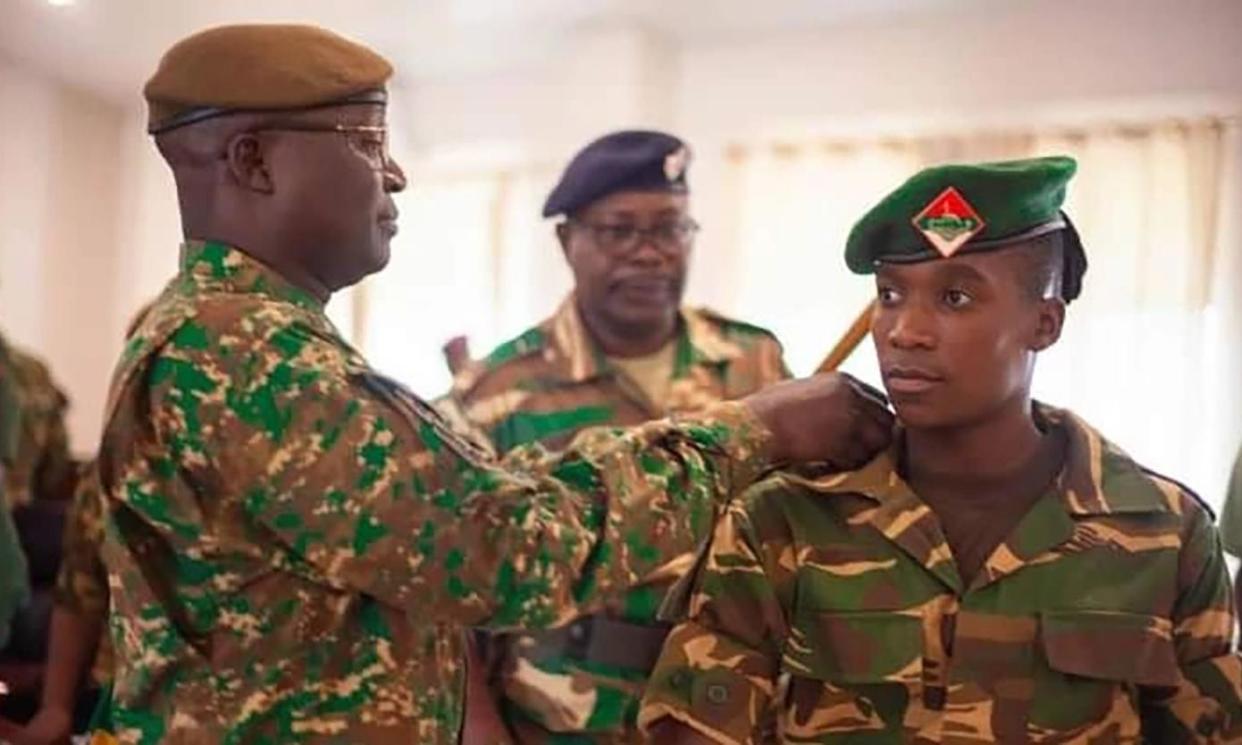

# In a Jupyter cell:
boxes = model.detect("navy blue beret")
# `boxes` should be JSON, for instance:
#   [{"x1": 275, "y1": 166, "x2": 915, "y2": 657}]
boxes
[{"x1": 542, "y1": 130, "x2": 691, "y2": 218}]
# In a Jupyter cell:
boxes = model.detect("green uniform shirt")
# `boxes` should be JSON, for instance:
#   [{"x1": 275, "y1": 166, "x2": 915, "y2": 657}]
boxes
[
  {"x1": 96, "y1": 242, "x2": 772, "y2": 745},
  {"x1": 640, "y1": 405, "x2": 1242, "y2": 744}
]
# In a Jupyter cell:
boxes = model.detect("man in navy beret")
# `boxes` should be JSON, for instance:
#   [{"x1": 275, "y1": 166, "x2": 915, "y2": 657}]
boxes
[{"x1": 446, "y1": 130, "x2": 792, "y2": 742}]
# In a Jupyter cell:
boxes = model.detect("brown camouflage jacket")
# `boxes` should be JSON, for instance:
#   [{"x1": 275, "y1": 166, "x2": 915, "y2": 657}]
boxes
[
  {"x1": 94, "y1": 241, "x2": 772, "y2": 744},
  {"x1": 640, "y1": 405, "x2": 1242, "y2": 744}
]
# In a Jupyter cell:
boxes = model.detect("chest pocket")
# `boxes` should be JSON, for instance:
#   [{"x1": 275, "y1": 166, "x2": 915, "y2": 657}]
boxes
[
  {"x1": 779, "y1": 609, "x2": 923, "y2": 740},
  {"x1": 1027, "y1": 610, "x2": 1179, "y2": 735}
]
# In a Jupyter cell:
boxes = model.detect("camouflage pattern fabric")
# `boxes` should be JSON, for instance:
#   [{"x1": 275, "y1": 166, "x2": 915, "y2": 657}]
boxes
[
  {"x1": 53, "y1": 460, "x2": 114, "y2": 683},
  {"x1": 448, "y1": 295, "x2": 789, "y2": 454},
  {"x1": 0, "y1": 335, "x2": 75, "y2": 508},
  {"x1": 1216, "y1": 446, "x2": 1242, "y2": 559},
  {"x1": 95, "y1": 241, "x2": 773, "y2": 745},
  {"x1": 445, "y1": 296, "x2": 789, "y2": 742},
  {"x1": 0, "y1": 486, "x2": 29, "y2": 650},
  {"x1": 640, "y1": 405, "x2": 1242, "y2": 744}
]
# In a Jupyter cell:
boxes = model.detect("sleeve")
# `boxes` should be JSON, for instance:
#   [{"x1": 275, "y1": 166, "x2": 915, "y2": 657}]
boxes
[
  {"x1": 1217, "y1": 448, "x2": 1242, "y2": 558},
  {"x1": 1140, "y1": 497, "x2": 1242, "y2": 742},
  {"x1": 34, "y1": 403, "x2": 76, "y2": 502},
  {"x1": 52, "y1": 463, "x2": 109, "y2": 618},
  {"x1": 429, "y1": 391, "x2": 497, "y2": 459},
  {"x1": 145, "y1": 306, "x2": 773, "y2": 632},
  {"x1": 0, "y1": 488, "x2": 30, "y2": 650},
  {"x1": 638, "y1": 483, "x2": 795, "y2": 745},
  {"x1": 756, "y1": 333, "x2": 793, "y2": 386},
  {"x1": 28, "y1": 361, "x2": 76, "y2": 502}
]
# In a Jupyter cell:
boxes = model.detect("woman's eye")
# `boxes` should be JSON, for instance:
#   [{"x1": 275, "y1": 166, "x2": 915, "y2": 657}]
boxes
[{"x1": 943, "y1": 289, "x2": 973, "y2": 308}]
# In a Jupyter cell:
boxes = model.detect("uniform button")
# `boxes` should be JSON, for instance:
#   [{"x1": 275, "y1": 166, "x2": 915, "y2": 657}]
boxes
[
  {"x1": 706, "y1": 683, "x2": 729, "y2": 705},
  {"x1": 569, "y1": 622, "x2": 587, "y2": 642}
]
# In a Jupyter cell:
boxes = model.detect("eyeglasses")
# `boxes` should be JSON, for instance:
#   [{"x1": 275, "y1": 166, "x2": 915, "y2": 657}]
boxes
[
  {"x1": 569, "y1": 218, "x2": 700, "y2": 255},
  {"x1": 248, "y1": 123, "x2": 391, "y2": 171}
]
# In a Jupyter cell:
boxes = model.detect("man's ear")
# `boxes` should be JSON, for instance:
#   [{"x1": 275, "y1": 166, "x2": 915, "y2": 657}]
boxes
[
  {"x1": 223, "y1": 132, "x2": 275, "y2": 194},
  {"x1": 1031, "y1": 297, "x2": 1066, "y2": 352}
]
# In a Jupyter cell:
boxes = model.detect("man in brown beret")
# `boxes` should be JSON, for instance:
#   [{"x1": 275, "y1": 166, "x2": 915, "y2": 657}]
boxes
[{"x1": 81, "y1": 23, "x2": 893, "y2": 744}]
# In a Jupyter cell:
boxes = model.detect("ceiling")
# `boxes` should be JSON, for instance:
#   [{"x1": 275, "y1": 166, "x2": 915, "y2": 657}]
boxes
[{"x1": 0, "y1": 0, "x2": 969, "y2": 104}]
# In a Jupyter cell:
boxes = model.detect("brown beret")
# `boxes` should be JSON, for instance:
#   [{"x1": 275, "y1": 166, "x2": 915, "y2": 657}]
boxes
[{"x1": 144, "y1": 23, "x2": 393, "y2": 134}]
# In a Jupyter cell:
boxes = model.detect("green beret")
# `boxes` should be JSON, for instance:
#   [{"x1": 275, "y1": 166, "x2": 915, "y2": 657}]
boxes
[
  {"x1": 144, "y1": 24, "x2": 393, "y2": 134},
  {"x1": 845, "y1": 156, "x2": 1088, "y2": 300}
]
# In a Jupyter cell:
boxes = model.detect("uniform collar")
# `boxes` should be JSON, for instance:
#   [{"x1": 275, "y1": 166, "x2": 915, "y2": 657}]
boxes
[
  {"x1": 543, "y1": 294, "x2": 744, "y2": 383},
  {"x1": 788, "y1": 402, "x2": 1172, "y2": 518},
  {"x1": 784, "y1": 402, "x2": 1174, "y2": 594},
  {"x1": 178, "y1": 241, "x2": 325, "y2": 313}
]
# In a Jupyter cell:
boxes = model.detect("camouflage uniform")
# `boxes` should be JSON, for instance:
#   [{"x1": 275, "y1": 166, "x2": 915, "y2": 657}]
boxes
[
  {"x1": 446, "y1": 296, "x2": 788, "y2": 742},
  {"x1": 0, "y1": 489, "x2": 28, "y2": 650},
  {"x1": 96, "y1": 241, "x2": 773, "y2": 744},
  {"x1": 640, "y1": 405, "x2": 1242, "y2": 743},
  {"x1": 0, "y1": 335, "x2": 75, "y2": 508},
  {"x1": 1216, "y1": 447, "x2": 1242, "y2": 559},
  {"x1": 0, "y1": 356, "x2": 27, "y2": 646},
  {"x1": 449, "y1": 296, "x2": 789, "y2": 453},
  {"x1": 53, "y1": 461, "x2": 113, "y2": 683}
]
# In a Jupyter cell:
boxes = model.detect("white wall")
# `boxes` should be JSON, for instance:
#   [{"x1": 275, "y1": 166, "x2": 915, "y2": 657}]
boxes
[
  {"x1": 113, "y1": 108, "x2": 181, "y2": 333},
  {"x1": 391, "y1": 0, "x2": 1242, "y2": 306},
  {"x1": 0, "y1": 55, "x2": 128, "y2": 454},
  {"x1": 677, "y1": 0, "x2": 1242, "y2": 306},
  {"x1": 677, "y1": 0, "x2": 1242, "y2": 136}
]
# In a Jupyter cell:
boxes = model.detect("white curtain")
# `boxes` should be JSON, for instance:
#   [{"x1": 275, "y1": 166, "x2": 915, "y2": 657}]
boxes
[{"x1": 721, "y1": 120, "x2": 1242, "y2": 508}]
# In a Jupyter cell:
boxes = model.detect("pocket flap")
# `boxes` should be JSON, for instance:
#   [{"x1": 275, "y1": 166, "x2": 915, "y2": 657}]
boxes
[
  {"x1": 782, "y1": 610, "x2": 923, "y2": 683},
  {"x1": 1041, "y1": 610, "x2": 1179, "y2": 687}
]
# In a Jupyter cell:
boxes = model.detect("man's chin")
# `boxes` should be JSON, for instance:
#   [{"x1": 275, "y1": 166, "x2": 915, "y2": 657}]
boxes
[
  {"x1": 373, "y1": 245, "x2": 392, "y2": 272},
  {"x1": 366, "y1": 240, "x2": 392, "y2": 274},
  {"x1": 608, "y1": 302, "x2": 679, "y2": 328},
  {"x1": 333, "y1": 247, "x2": 391, "y2": 292},
  {"x1": 891, "y1": 401, "x2": 952, "y2": 431}
]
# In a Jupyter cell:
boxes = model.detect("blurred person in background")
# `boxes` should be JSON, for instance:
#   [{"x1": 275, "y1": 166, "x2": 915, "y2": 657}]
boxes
[
  {"x1": 0, "y1": 327, "x2": 80, "y2": 729},
  {"x1": 445, "y1": 130, "x2": 790, "y2": 743},
  {"x1": 0, "y1": 303, "x2": 154, "y2": 745}
]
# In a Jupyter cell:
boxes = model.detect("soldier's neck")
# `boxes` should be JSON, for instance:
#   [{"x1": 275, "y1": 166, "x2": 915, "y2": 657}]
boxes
[
  {"x1": 902, "y1": 396, "x2": 1046, "y2": 494},
  {"x1": 580, "y1": 308, "x2": 678, "y2": 359},
  {"x1": 182, "y1": 217, "x2": 333, "y2": 304}
]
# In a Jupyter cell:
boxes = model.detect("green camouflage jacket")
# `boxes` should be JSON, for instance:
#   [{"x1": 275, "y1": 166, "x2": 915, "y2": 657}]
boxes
[
  {"x1": 0, "y1": 334, "x2": 75, "y2": 508},
  {"x1": 445, "y1": 296, "x2": 789, "y2": 743},
  {"x1": 95, "y1": 241, "x2": 771, "y2": 745},
  {"x1": 640, "y1": 405, "x2": 1242, "y2": 744},
  {"x1": 448, "y1": 295, "x2": 789, "y2": 454}
]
